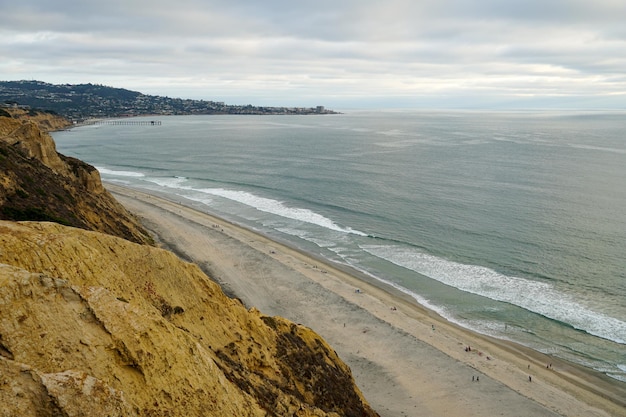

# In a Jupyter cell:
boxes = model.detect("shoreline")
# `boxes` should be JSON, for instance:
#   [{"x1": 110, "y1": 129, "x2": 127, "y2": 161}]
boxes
[{"x1": 107, "y1": 182, "x2": 626, "y2": 417}]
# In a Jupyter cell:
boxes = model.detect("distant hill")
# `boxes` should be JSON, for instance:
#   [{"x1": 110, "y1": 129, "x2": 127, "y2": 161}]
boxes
[{"x1": 0, "y1": 80, "x2": 337, "y2": 121}]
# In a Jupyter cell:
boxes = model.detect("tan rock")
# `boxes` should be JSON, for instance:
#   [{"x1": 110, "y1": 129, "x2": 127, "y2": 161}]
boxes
[
  {"x1": 0, "y1": 221, "x2": 378, "y2": 416},
  {"x1": 40, "y1": 370, "x2": 138, "y2": 416},
  {"x1": 1, "y1": 121, "x2": 70, "y2": 176},
  {"x1": 0, "y1": 107, "x2": 72, "y2": 133}
]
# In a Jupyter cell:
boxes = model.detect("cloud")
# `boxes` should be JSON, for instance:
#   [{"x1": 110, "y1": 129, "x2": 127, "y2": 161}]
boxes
[{"x1": 1, "y1": 0, "x2": 625, "y2": 108}]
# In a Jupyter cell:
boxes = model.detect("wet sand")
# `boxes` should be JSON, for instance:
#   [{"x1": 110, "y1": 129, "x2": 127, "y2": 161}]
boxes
[{"x1": 108, "y1": 183, "x2": 626, "y2": 417}]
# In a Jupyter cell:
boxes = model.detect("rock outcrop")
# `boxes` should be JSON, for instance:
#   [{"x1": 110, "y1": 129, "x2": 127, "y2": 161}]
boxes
[
  {"x1": 0, "y1": 106, "x2": 73, "y2": 133},
  {"x1": 0, "y1": 109, "x2": 152, "y2": 244},
  {"x1": 0, "y1": 221, "x2": 378, "y2": 416}
]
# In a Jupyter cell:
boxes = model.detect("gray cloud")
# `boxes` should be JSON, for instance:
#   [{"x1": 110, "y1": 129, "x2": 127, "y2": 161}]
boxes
[{"x1": 1, "y1": 0, "x2": 625, "y2": 108}]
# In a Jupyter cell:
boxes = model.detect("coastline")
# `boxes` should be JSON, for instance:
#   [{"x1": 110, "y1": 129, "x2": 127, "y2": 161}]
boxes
[{"x1": 106, "y1": 182, "x2": 626, "y2": 417}]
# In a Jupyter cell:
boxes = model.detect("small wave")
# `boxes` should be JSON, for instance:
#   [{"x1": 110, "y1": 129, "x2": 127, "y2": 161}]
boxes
[
  {"x1": 361, "y1": 243, "x2": 626, "y2": 345},
  {"x1": 607, "y1": 373, "x2": 626, "y2": 383},
  {"x1": 140, "y1": 179, "x2": 366, "y2": 236},
  {"x1": 568, "y1": 143, "x2": 626, "y2": 155},
  {"x1": 196, "y1": 188, "x2": 367, "y2": 236},
  {"x1": 337, "y1": 261, "x2": 454, "y2": 321},
  {"x1": 96, "y1": 167, "x2": 145, "y2": 177},
  {"x1": 146, "y1": 176, "x2": 190, "y2": 189},
  {"x1": 603, "y1": 363, "x2": 626, "y2": 383}
]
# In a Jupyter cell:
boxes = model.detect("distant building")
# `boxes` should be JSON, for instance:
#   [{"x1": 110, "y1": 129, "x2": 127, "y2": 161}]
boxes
[{"x1": 316, "y1": 106, "x2": 325, "y2": 113}]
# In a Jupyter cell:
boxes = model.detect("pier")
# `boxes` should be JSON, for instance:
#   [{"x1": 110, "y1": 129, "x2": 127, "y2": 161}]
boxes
[{"x1": 84, "y1": 120, "x2": 161, "y2": 126}]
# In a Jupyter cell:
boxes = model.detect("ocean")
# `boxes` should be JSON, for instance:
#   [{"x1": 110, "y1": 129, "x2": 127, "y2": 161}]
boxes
[{"x1": 52, "y1": 110, "x2": 626, "y2": 382}]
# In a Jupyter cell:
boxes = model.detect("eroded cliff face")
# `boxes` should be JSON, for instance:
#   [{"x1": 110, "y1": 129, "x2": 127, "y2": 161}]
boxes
[
  {"x1": 0, "y1": 221, "x2": 378, "y2": 417},
  {"x1": 0, "y1": 107, "x2": 73, "y2": 133},
  {"x1": 0, "y1": 108, "x2": 378, "y2": 416},
  {"x1": 0, "y1": 110, "x2": 152, "y2": 244}
]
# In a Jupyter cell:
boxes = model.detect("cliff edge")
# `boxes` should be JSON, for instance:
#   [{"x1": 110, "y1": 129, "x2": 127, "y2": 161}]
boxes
[{"x1": 0, "y1": 108, "x2": 152, "y2": 244}]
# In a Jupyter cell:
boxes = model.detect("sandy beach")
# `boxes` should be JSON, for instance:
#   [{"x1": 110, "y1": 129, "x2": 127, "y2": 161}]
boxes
[{"x1": 107, "y1": 183, "x2": 626, "y2": 417}]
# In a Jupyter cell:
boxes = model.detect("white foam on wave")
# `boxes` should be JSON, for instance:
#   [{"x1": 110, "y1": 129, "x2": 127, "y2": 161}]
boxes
[
  {"x1": 568, "y1": 143, "x2": 626, "y2": 155},
  {"x1": 146, "y1": 176, "x2": 190, "y2": 189},
  {"x1": 275, "y1": 228, "x2": 339, "y2": 250},
  {"x1": 607, "y1": 364, "x2": 626, "y2": 382},
  {"x1": 607, "y1": 373, "x2": 626, "y2": 383},
  {"x1": 144, "y1": 177, "x2": 215, "y2": 205},
  {"x1": 361, "y1": 244, "x2": 626, "y2": 345},
  {"x1": 96, "y1": 166, "x2": 145, "y2": 177},
  {"x1": 197, "y1": 188, "x2": 367, "y2": 236},
  {"x1": 138, "y1": 178, "x2": 367, "y2": 237},
  {"x1": 350, "y1": 263, "x2": 454, "y2": 321}
]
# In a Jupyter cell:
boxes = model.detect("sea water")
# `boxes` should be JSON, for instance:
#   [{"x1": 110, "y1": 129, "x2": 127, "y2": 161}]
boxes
[{"x1": 53, "y1": 110, "x2": 626, "y2": 382}]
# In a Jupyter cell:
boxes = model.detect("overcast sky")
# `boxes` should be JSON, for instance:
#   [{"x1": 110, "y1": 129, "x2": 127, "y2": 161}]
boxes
[{"x1": 2, "y1": 0, "x2": 625, "y2": 109}]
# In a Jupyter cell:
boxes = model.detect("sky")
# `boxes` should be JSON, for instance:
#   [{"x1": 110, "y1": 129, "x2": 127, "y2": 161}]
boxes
[{"x1": 1, "y1": 0, "x2": 626, "y2": 109}]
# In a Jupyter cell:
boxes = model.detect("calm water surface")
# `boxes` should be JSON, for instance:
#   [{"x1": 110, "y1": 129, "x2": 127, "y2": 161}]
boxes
[{"x1": 53, "y1": 110, "x2": 626, "y2": 381}]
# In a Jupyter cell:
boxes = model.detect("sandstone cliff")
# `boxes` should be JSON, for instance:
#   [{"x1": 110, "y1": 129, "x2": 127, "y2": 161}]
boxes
[
  {"x1": 0, "y1": 108, "x2": 378, "y2": 416},
  {"x1": 0, "y1": 109, "x2": 152, "y2": 244},
  {"x1": 0, "y1": 221, "x2": 377, "y2": 416},
  {"x1": 0, "y1": 107, "x2": 72, "y2": 133}
]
